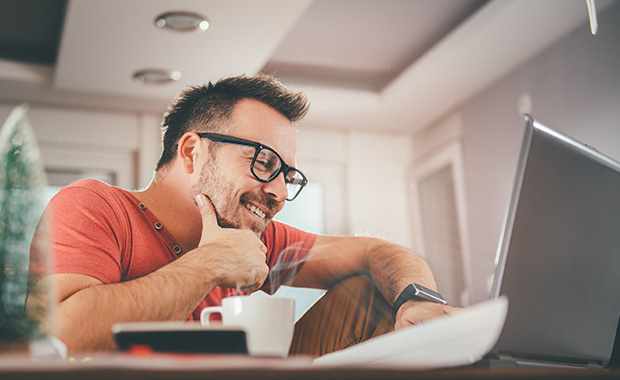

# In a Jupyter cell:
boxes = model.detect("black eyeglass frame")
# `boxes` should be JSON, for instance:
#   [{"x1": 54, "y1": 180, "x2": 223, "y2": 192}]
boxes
[{"x1": 196, "y1": 132, "x2": 308, "y2": 201}]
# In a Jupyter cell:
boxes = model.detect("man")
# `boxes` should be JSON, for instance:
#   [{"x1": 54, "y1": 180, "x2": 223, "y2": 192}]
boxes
[{"x1": 27, "y1": 74, "x2": 458, "y2": 354}]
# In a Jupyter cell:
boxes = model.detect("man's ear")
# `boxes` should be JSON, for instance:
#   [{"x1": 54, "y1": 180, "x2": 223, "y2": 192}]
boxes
[{"x1": 176, "y1": 132, "x2": 204, "y2": 174}]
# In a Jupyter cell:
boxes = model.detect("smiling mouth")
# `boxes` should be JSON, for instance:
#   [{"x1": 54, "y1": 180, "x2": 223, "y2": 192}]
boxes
[{"x1": 241, "y1": 200, "x2": 267, "y2": 219}]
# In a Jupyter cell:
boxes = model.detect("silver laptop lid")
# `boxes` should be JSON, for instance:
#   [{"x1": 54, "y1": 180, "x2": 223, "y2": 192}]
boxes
[{"x1": 489, "y1": 115, "x2": 620, "y2": 368}]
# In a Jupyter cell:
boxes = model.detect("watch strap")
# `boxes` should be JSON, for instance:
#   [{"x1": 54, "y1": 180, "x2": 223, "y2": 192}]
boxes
[{"x1": 391, "y1": 283, "x2": 446, "y2": 321}]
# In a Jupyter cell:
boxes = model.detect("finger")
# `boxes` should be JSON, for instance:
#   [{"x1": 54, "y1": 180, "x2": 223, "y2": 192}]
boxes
[
  {"x1": 195, "y1": 194, "x2": 221, "y2": 235},
  {"x1": 244, "y1": 273, "x2": 268, "y2": 293}
]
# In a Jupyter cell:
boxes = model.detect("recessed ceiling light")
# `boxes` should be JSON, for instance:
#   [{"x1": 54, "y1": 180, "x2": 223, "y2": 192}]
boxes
[
  {"x1": 155, "y1": 11, "x2": 209, "y2": 32},
  {"x1": 133, "y1": 69, "x2": 181, "y2": 85}
]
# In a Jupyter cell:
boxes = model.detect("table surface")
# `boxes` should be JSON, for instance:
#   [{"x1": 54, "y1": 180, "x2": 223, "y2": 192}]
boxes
[{"x1": 1, "y1": 353, "x2": 619, "y2": 380}]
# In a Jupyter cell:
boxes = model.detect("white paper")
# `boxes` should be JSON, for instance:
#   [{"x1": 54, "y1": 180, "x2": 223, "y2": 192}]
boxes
[{"x1": 313, "y1": 296, "x2": 508, "y2": 369}]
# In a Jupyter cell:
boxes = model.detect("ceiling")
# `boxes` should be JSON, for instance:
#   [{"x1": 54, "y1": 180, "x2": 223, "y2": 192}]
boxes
[{"x1": 0, "y1": 0, "x2": 613, "y2": 132}]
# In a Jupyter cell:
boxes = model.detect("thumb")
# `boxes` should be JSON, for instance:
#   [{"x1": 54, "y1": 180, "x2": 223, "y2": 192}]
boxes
[{"x1": 195, "y1": 194, "x2": 221, "y2": 234}]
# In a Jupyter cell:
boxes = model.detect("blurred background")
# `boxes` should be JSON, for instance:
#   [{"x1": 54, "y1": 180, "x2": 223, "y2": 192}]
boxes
[{"x1": 0, "y1": 0, "x2": 618, "y2": 308}]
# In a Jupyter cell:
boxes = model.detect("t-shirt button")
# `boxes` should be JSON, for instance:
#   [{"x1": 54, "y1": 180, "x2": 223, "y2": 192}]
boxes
[
  {"x1": 154, "y1": 222, "x2": 163, "y2": 230},
  {"x1": 173, "y1": 245, "x2": 182, "y2": 254},
  {"x1": 139, "y1": 203, "x2": 146, "y2": 210}
]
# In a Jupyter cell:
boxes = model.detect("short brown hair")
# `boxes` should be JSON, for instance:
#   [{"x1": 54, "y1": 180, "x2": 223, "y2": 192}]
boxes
[{"x1": 156, "y1": 74, "x2": 309, "y2": 170}]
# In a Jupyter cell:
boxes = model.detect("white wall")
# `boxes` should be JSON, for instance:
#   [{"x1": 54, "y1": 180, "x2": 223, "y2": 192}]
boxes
[
  {"x1": 346, "y1": 131, "x2": 412, "y2": 247},
  {"x1": 296, "y1": 126, "x2": 414, "y2": 246},
  {"x1": 0, "y1": 103, "x2": 162, "y2": 190}
]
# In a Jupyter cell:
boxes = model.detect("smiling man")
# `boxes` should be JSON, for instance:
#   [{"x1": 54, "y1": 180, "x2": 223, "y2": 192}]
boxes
[{"x1": 27, "y1": 74, "x2": 458, "y2": 354}]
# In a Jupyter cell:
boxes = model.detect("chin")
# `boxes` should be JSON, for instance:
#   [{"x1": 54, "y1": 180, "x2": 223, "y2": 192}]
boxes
[{"x1": 250, "y1": 220, "x2": 271, "y2": 238}]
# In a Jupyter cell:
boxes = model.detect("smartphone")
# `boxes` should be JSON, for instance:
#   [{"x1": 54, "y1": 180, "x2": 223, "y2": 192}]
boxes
[{"x1": 112, "y1": 321, "x2": 248, "y2": 354}]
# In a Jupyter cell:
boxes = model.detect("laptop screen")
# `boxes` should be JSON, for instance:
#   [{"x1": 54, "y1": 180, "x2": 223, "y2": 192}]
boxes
[{"x1": 489, "y1": 115, "x2": 620, "y2": 367}]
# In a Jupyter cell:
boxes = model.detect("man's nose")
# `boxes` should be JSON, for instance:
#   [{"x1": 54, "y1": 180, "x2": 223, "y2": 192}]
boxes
[{"x1": 262, "y1": 172, "x2": 288, "y2": 202}]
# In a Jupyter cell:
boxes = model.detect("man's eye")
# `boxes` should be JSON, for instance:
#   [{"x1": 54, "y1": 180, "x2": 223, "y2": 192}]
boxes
[
  {"x1": 254, "y1": 150, "x2": 279, "y2": 172},
  {"x1": 255, "y1": 159, "x2": 275, "y2": 172}
]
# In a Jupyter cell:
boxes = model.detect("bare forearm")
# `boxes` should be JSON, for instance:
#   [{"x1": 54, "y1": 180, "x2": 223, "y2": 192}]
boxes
[
  {"x1": 55, "y1": 255, "x2": 217, "y2": 352},
  {"x1": 293, "y1": 236, "x2": 438, "y2": 305},
  {"x1": 365, "y1": 239, "x2": 461, "y2": 329},
  {"x1": 30, "y1": 194, "x2": 270, "y2": 353},
  {"x1": 365, "y1": 238, "x2": 438, "y2": 304},
  {"x1": 293, "y1": 235, "x2": 453, "y2": 329}
]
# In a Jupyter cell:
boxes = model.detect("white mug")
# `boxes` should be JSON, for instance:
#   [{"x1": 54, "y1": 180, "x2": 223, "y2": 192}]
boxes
[{"x1": 200, "y1": 296, "x2": 295, "y2": 357}]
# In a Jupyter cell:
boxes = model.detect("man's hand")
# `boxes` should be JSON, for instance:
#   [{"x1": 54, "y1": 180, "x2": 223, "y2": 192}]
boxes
[
  {"x1": 394, "y1": 300, "x2": 462, "y2": 330},
  {"x1": 195, "y1": 194, "x2": 269, "y2": 291}
]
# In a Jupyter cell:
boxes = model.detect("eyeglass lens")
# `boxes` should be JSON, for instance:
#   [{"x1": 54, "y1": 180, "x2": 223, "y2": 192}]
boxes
[
  {"x1": 252, "y1": 148, "x2": 304, "y2": 200},
  {"x1": 252, "y1": 149, "x2": 280, "y2": 180}
]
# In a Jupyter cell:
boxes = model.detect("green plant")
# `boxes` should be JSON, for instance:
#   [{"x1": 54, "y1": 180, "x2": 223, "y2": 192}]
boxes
[{"x1": 0, "y1": 105, "x2": 48, "y2": 343}]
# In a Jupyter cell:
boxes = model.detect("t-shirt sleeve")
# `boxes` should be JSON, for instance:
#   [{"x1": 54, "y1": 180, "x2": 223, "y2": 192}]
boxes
[
  {"x1": 43, "y1": 184, "x2": 126, "y2": 284},
  {"x1": 260, "y1": 221, "x2": 317, "y2": 294}
]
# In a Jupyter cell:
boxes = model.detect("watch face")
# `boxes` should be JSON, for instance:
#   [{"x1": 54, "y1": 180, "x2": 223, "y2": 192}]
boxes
[{"x1": 412, "y1": 284, "x2": 447, "y2": 304}]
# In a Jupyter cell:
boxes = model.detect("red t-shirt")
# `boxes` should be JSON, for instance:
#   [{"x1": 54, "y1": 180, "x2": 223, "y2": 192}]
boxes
[{"x1": 34, "y1": 179, "x2": 316, "y2": 321}]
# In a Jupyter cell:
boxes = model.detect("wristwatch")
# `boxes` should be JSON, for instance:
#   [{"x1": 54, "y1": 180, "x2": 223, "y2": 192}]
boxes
[{"x1": 391, "y1": 283, "x2": 447, "y2": 320}]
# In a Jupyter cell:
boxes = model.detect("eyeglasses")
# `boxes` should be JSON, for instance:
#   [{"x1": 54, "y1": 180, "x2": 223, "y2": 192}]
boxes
[{"x1": 197, "y1": 132, "x2": 308, "y2": 201}]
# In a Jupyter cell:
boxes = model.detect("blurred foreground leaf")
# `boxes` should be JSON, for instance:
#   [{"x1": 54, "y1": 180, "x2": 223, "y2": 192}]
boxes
[{"x1": 0, "y1": 105, "x2": 49, "y2": 342}]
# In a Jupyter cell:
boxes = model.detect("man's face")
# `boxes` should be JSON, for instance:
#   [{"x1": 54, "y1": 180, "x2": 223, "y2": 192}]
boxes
[{"x1": 191, "y1": 99, "x2": 298, "y2": 237}]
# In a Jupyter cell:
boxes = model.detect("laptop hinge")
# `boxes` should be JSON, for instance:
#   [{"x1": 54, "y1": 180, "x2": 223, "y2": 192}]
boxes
[
  {"x1": 489, "y1": 354, "x2": 605, "y2": 370},
  {"x1": 586, "y1": 361, "x2": 605, "y2": 370}
]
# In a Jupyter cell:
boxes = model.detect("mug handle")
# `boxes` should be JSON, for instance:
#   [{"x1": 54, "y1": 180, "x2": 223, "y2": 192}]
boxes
[{"x1": 200, "y1": 306, "x2": 223, "y2": 326}]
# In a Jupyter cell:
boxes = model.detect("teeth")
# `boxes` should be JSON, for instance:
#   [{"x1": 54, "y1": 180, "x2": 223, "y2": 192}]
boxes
[{"x1": 244, "y1": 202, "x2": 266, "y2": 219}]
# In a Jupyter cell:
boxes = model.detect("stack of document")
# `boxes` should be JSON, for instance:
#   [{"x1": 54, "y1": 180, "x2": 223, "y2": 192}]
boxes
[{"x1": 314, "y1": 297, "x2": 508, "y2": 369}]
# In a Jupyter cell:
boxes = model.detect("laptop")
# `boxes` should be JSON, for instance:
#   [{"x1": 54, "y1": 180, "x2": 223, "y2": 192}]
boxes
[{"x1": 483, "y1": 115, "x2": 620, "y2": 369}]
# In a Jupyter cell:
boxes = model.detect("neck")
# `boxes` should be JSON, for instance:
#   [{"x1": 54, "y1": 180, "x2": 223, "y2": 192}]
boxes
[{"x1": 131, "y1": 169, "x2": 202, "y2": 252}]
